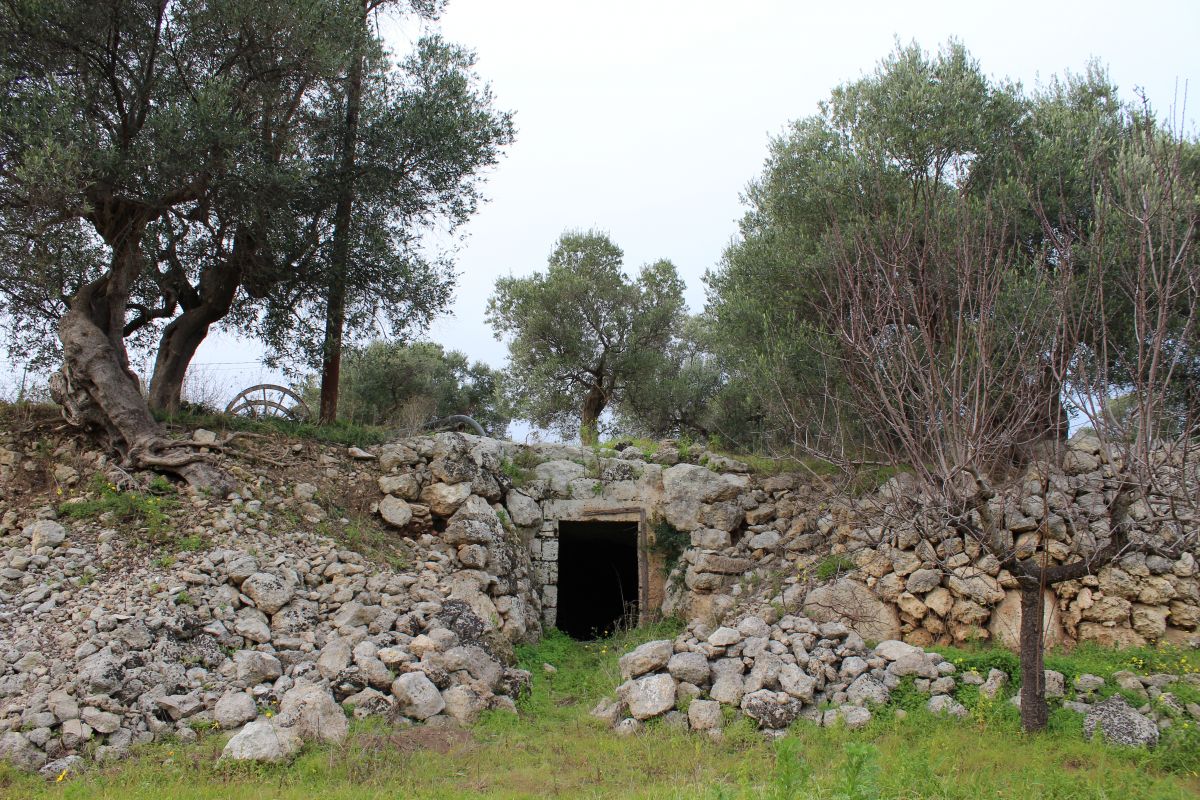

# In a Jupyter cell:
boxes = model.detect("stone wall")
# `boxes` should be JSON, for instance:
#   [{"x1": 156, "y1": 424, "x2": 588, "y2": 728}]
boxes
[{"x1": 372, "y1": 431, "x2": 1199, "y2": 651}]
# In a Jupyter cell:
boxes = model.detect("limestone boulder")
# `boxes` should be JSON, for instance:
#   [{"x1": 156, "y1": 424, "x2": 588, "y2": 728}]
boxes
[
  {"x1": 617, "y1": 673, "x2": 676, "y2": 720},
  {"x1": 947, "y1": 567, "x2": 1005, "y2": 605},
  {"x1": 221, "y1": 720, "x2": 302, "y2": 763},
  {"x1": 241, "y1": 572, "x2": 294, "y2": 615},
  {"x1": 443, "y1": 495, "x2": 502, "y2": 545},
  {"x1": 618, "y1": 640, "x2": 674, "y2": 679},
  {"x1": 505, "y1": 491, "x2": 542, "y2": 528},
  {"x1": 420, "y1": 482, "x2": 472, "y2": 517},
  {"x1": 1083, "y1": 696, "x2": 1159, "y2": 748},
  {"x1": 987, "y1": 589, "x2": 1068, "y2": 652},
  {"x1": 214, "y1": 691, "x2": 258, "y2": 730},
  {"x1": 26, "y1": 520, "x2": 66, "y2": 551},
  {"x1": 378, "y1": 495, "x2": 413, "y2": 528},
  {"x1": 803, "y1": 579, "x2": 901, "y2": 642},
  {"x1": 668, "y1": 652, "x2": 711, "y2": 686},
  {"x1": 740, "y1": 690, "x2": 803, "y2": 729},
  {"x1": 662, "y1": 463, "x2": 749, "y2": 505},
  {"x1": 391, "y1": 672, "x2": 445, "y2": 720},
  {"x1": 276, "y1": 684, "x2": 349, "y2": 744},
  {"x1": 687, "y1": 699, "x2": 723, "y2": 730}
]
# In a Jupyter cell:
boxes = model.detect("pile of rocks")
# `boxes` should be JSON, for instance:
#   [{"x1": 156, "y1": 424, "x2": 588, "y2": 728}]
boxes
[
  {"x1": 597, "y1": 611, "x2": 1200, "y2": 745},
  {"x1": 594, "y1": 614, "x2": 970, "y2": 737},
  {"x1": 0, "y1": 432, "x2": 536, "y2": 775}
]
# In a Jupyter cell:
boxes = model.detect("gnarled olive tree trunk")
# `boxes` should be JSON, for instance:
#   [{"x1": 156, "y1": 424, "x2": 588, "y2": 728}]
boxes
[{"x1": 52, "y1": 211, "x2": 234, "y2": 494}]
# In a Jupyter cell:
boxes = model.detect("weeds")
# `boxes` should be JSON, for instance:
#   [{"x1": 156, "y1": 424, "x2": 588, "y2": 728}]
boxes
[
  {"x1": 59, "y1": 473, "x2": 178, "y2": 545},
  {"x1": 649, "y1": 518, "x2": 690, "y2": 572}
]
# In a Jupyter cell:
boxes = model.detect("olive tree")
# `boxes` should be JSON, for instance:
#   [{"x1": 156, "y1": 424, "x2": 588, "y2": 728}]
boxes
[
  {"x1": 0, "y1": 0, "x2": 363, "y2": 489},
  {"x1": 486, "y1": 230, "x2": 685, "y2": 445}
]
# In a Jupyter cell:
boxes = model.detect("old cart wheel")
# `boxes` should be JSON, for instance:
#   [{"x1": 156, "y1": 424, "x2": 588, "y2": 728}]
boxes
[{"x1": 225, "y1": 384, "x2": 312, "y2": 422}]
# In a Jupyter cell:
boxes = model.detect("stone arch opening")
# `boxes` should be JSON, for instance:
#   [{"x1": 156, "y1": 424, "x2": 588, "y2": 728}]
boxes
[{"x1": 556, "y1": 520, "x2": 639, "y2": 639}]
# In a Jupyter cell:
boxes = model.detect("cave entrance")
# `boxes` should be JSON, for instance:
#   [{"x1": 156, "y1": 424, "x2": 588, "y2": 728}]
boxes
[{"x1": 556, "y1": 520, "x2": 640, "y2": 640}]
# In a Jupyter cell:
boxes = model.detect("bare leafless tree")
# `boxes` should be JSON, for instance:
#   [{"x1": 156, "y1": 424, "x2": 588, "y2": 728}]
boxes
[{"x1": 765, "y1": 123, "x2": 1198, "y2": 731}]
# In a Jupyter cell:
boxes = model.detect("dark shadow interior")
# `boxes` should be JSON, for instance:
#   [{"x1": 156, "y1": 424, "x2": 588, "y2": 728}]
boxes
[{"x1": 556, "y1": 520, "x2": 639, "y2": 640}]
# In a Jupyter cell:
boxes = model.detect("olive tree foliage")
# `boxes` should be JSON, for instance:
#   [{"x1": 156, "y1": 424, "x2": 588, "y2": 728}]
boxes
[
  {"x1": 204, "y1": 33, "x2": 512, "y2": 394},
  {"x1": 486, "y1": 230, "x2": 685, "y2": 445},
  {"x1": 617, "y1": 313, "x2": 767, "y2": 448},
  {"x1": 302, "y1": 340, "x2": 509, "y2": 435},
  {"x1": 707, "y1": 42, "x2": 1132, "y2": 465}
]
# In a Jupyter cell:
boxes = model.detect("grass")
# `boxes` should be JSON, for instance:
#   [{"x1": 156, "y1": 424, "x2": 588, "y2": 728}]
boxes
[
  {"x1": 5, "y1": 626, "x2": 1199, "y2": 799},
  {"x1": 814, "y1": 554, "x2": 857, "y2": 581},
  {"x1": 152, "y1": 407, "x2": 390, "y2": 449}
]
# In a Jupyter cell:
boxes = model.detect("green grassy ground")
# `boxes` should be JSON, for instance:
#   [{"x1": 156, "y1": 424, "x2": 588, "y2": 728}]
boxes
[{"x1": 4, "y1": 624, "x2": 1198, "y2": 799}]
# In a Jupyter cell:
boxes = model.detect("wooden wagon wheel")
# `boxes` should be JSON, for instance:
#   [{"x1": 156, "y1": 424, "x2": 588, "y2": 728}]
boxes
[{"x1": 225, "y1": 384, "x2": 312, "y2": 422}]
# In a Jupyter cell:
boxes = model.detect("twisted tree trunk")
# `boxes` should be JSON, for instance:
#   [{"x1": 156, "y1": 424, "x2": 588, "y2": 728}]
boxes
[
  {"x1": 147, "y1": 254, "x2": 242, "y2": 414},
  {"x1": 580, "y1": 385, "x2": 607, "y2": 446},
  {"x1": 53, "y1": 211, "x2": 234, "y2": 493}
]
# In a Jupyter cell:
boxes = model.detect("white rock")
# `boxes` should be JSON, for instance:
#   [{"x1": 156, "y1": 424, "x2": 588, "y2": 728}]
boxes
[
  {"x1": 378, "y1": 495, "x2": 413, "y2": 528},
  {"x1": 221, "y1": 720, "x2": 302, "y2": 763},
  {"x1": 214, "y1": 691, "x2": 258, "y2": 730},
  {"x1": 26, "y1": 520, "x2": 66, "y2": 550},
  {"x1": 617, "y1": 673, "x2": 677, "y2": 720},
  {"x1": 688, "y1": 699, "x2": 723, "y2": 730},
  {"x1": 618, "y1": 640, "x2": 673, "y2": 679},
  {"x1": 276, "y1": 684, "x2": 349, "y2": 744},
  {"x1": 391, "y1": 672, "x2": 446, "y2": 720}
]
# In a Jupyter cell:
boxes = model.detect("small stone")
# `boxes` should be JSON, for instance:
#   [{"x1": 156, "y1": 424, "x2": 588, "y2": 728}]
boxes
[
  {"x1": 618, "y1": 640, "x2": 673, "y2": 679},
  {"x1": 927, "y1": 695, "x2": 968, "y2": 718},
  {"x1": 276, "y1": 684, "x2": 349, "y2": 744},
  {"x1": 1044, "y1": 670, "x2": 1065, "y2": 699},
  {"x1": 979, "y1": 668, "x2": 1009, "y2": 700},
  {"x1": 667, "y1": 652, "x2": 711, "y2": 686},
  {"x1": 26, "y1": 520, "x2": 66, "y2": 550},
  {"x1": 707, "y1": 627, "x2": 742, "y2": 647},
  {"x1": 378, "y1": 495, "x2": 413, "y2": 528},
  {"x1": 156, "y1": 694, "x2": 202, "y2": 721},
  {"x1": 235, "y1": 650, "x2": 283, "y2": 685},
  {"x1": 688, "y1": 699, "x2": 723, "y2": 730},
  {"x1": 241, "y1": 573, "x2": 294, "y2": 615},
  {"x1": 193, "y1": 428, "x2": 218, "y2": 444},
  {"x1": 81, "y1": 708, "x2": 122, "y2": 733},
  {"x1": 617, "y1": 673, "x2": 677, "y2": 720}
]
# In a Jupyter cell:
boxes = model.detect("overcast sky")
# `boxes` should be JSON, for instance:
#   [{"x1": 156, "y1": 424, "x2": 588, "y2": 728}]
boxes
[{"x1": 4, "y1": 0, "x2": 1199, "y2": 415}]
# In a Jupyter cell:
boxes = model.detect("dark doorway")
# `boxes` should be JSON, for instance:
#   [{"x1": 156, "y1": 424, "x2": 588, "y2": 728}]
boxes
[{"x1": 556, "y1": 520, "x2": 640, "y2": 640}]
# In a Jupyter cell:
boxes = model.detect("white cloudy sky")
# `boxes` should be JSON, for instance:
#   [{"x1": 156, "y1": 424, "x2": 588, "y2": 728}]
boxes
[{"x1": 4, "y1": 0, "x2": 1199, "y2": 413}]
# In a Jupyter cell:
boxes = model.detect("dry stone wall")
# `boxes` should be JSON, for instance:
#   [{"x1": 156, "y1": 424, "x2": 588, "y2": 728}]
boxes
[{"x1": 370, "y1": 431, "x2": 1199, "y2": 652}]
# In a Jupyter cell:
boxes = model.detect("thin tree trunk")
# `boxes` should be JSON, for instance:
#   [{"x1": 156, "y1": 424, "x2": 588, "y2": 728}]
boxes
[
  {"x1": 319, "y1": 1, "x2": 366, "y2": 425},
  {"x1": 581, "y1": 386, "x2": 606, "y2": 446},
  {"x1": 148, "y1": 257, "x2": 242, "y2": 414},
  {"x1": 1018, "y1": 582, "x2": 1048, "y2": 732}
]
